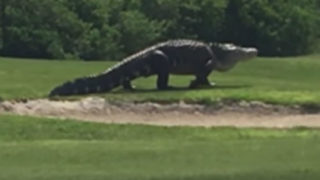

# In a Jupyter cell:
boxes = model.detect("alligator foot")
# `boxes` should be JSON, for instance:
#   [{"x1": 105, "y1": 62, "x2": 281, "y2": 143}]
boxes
[
  {"x1": 197, "y1": 82, "x2": 216, "y2": 88},
  {"x1": 189, "y1": 80, "x2": 215, "y2": 89}
]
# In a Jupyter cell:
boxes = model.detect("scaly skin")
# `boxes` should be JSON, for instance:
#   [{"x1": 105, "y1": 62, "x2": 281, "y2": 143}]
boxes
[{"x1": 49, "y1": 39, "x2": 258, "y2": 97}]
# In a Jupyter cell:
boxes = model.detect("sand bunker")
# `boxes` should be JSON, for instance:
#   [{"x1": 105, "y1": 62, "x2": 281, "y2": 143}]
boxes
[{"x1": 0, "y1": 97, "x2": 320, "y2": 128}]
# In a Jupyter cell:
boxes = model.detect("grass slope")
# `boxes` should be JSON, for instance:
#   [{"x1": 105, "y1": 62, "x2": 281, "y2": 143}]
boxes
[
  {"x1": 0, "y1": 115, "x2": 320, "y2": 180},
  {"x1": 0, "y1": 55, "x2": 319, "y2": 104}
]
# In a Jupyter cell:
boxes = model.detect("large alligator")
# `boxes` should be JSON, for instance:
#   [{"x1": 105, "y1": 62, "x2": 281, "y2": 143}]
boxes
[{"x1": 49, "y1": 39, "x2": 257, "y2": 96}]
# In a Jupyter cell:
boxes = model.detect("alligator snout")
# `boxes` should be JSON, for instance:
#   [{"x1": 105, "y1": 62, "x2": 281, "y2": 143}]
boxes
[
  {"x1": 241, "y1": 47, "x2": 258, "y2": 61},
  {"x1": 245, "y1": 48, "x2": 258, "y2": 56}
]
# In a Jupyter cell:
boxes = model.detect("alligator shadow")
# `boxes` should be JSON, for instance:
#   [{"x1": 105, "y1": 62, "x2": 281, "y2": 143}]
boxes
[{"x1": 111, "y1": 84, "x2": 251, "y2": 94}]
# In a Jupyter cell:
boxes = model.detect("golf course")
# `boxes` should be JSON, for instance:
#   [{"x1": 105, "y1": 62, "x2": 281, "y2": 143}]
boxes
[
  {"x1": 1, "y1": 0, "x2": 319, "y2": 179},
  {"x1": 0, "y1": 55, "x2": 320, "y2": 180}
]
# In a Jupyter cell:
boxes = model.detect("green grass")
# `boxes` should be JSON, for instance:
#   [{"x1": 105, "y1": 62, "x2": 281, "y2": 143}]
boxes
[
  {"x1": 0, "y1": 55, "x2": 320, "y2": 104},
  {"x1": 0, "y1": 115, "x2": 320, "y2": 180},
  {"x1": 1, "y1": 56, "x2": 320, "y2": 179}
]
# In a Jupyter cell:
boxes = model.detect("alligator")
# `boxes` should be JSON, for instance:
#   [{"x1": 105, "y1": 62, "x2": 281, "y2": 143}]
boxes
[{"x1": 49, "y1": 39, "x2": 258, "y2": 97}]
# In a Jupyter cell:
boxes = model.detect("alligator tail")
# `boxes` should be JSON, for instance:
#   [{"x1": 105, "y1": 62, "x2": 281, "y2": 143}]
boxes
[
  {"x1": 49, "y1": 72, "x2": 115, "y2": 97},
  {"x1": 49, "y1": 59, "x2": 153, "y2": 97}
]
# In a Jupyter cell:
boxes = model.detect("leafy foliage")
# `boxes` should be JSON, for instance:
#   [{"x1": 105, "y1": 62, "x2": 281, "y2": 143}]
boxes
[
  {"x1": 224, "y1": 0, "x2": 319, "y2": 56},
  {"x1": 0, "y1": 0, "x2": 319, "y2": 59}
]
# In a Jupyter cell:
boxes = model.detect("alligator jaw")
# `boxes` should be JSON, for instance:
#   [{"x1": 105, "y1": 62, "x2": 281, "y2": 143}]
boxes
[{"x1": 241, "y1": 47, "x2": 258, "y2": 61}]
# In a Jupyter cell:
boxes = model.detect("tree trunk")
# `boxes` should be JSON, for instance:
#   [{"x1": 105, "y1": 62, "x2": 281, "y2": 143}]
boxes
[{"x1": 0, "y1": 0, "x2": 7, "y2": 54}]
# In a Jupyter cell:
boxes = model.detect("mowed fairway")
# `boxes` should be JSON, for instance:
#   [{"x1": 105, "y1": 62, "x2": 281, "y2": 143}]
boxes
[
  {"x1": 0, "y1": 115, "x2": 320, "y2": 180},
  {"x1": 0, "y1": 55, "x2": 320, "y2": 104}
]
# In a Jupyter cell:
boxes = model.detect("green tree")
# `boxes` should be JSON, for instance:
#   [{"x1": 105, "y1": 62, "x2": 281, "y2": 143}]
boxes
[
  {"x1": 64, "y1": 0, "x2": 123, "y2": 60},
  {"x1": 1, "y1": 0, "x2": 90, "y2": 59},
  {"x1": 224, "y1": 0, "x2": 319, "y2": 56},
  {"x1": 0, "y1": 0, "x2": 8, "y2": 53},
  {"x1": 1, "y1": 0, "x2": 319, "y2": 59},
  {"x1": 140, "y1": 0, "x2": 225, "y2": 41},
  {"x1": 117, "y1": 10, "x2": 165, "y2": 55}
]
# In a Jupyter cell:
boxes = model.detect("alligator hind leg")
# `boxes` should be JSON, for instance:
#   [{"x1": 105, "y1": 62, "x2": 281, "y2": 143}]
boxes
[
  {"x1": 189, "y1": 59, "x2": 215, "y2": 89},
  {"x1": 150, "y1": 50, "x2": 171, "y2": 90},
  {"x1": 157, "y1": 71, "x2": 170, "y2": 90}
]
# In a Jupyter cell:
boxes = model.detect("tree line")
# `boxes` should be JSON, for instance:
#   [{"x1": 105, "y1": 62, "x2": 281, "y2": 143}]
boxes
[{"x1": 0, "y1": 0, "x2": 319, "y2": 60}]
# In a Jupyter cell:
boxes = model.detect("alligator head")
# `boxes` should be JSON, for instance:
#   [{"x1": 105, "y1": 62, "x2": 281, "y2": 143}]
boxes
[{"x1": 210, "y1": 43, "x2": 258, "y2": 72}]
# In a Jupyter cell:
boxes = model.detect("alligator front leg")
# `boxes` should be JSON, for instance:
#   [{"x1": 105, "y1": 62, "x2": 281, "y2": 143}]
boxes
[
  {"x1": 189, "y1": 59, "x2": 216, "y2": 89},
  {"x1": 189, "y1": 78, "x2": 216, "y2": 88}
]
